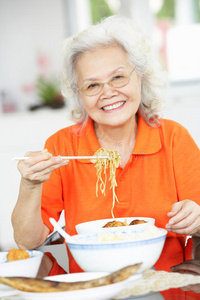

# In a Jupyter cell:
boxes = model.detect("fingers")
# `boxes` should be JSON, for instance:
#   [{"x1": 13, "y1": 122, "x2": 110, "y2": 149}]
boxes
[
  {"x1": 166, "y1": 202, "x2": 184, "y2": 227},
  {"x1": 26, "y1": 156, "x2": 63, "y2": 173},
  {"x1": 166, "y1": 200, "x2": 200, "y2": 235},
  {"x1": 166, "y1": 217, "x2": 198, "y2": 235},
  {"x1": 169, "y1": 202, "x2": 182, "y2": 213},
  {"x1": 22, "y1": 159, "x2": 67, "y2": 183},
  {"x1": 17, "y1": 150, "x2": 69, "y2": 184},
  {"x1": 167, "y1": 201, "x2": 186, "y2": 220},
  {"x1": 171, "y1": 260, "x2": 200, "y2": 275},
  {"x1": 166, "y1": 211, "x2": 195, "y2": 234},
  {"x1": 20, "y1": 149, "x2": 52, "y2": 166}
]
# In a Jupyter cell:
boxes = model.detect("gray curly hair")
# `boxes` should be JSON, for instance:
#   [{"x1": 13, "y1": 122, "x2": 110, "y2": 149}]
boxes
[{"x1": 61, "y1": 15, "x2": 167, "y2": 126}]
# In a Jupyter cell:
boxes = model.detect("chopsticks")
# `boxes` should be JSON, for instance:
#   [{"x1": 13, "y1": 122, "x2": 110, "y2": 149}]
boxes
[{"x1": 12, "y1": 156, "x2": 109, "y2": 161}]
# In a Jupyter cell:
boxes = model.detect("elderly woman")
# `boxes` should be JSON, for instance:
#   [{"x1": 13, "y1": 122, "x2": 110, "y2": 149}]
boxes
[{"x1": 12, "y1": 16, "x2": 200, "y2": 280}]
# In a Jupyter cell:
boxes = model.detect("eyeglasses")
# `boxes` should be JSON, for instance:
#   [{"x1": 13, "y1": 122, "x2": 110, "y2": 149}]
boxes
[{"x1": 79, "y1": 69, "x2": 135, "y2": 97}]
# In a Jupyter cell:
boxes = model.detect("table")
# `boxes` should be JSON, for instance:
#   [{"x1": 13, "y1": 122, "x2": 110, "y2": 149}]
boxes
[
  {"x1": 1, "y1": 268, "x2": 200, "y2": 300},
  {"x1": 1, "y1": 287, "x2": 199, "y2": 299}
]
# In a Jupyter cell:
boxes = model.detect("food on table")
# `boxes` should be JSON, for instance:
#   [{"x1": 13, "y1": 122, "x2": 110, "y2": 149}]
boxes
[
  {"x1": 129, "y1": 219, "x2": 147, "y2": 225},
  {"x1": 103, "y1": 220, "x2": 128, "y2": 228},
  {"x1": 7, "y1": 248, "x2": 30, "y2": 262},
  {"x1": 0, "y1": 263, "x2": 141, "y2": 292},
  {"x1": 91, "y1": 148, "x2": 120, "y2": 219},
  {"x1": 103, "y1": 219, "x2": 147, "y2": 228}
]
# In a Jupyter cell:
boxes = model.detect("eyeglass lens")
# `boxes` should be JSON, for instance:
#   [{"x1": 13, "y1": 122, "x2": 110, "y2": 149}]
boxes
[{"x1": 80, "y1": 69, "x2": 134, "y2": 96}]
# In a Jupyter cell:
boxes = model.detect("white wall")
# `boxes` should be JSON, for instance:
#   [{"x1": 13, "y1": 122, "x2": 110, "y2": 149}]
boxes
[
  {"x1": 166, "y1": 24, "x2": 200, "y2": 81},
  {"x1": 0, "y1": 0, "x2": 66, "y2": 111}
]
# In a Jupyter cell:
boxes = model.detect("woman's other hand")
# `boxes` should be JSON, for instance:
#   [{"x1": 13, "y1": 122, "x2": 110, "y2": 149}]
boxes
[
  {"x1": 17, "y1": 149, "x2": 69, "y2": 185},
  {"x1": 166, "y1": 200, "x2": 200, "y2": 235}
]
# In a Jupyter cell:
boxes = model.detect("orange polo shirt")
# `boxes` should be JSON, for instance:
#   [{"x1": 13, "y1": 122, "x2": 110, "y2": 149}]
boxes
[{"x1": 41, "y1": 115, "x2": 200, "y2": 274}]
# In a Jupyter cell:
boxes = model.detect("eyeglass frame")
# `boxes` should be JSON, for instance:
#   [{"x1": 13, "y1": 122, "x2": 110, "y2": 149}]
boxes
[{"x1": 78, "y1": 68, "x2": 135, "y2": 97}]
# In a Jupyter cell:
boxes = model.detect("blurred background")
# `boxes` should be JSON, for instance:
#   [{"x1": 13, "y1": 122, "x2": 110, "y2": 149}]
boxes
[{"x1": 0, "y1": 0, "x2": 200, "y2": 252}]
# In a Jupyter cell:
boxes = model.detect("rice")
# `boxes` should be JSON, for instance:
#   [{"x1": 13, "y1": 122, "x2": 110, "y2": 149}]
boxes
[{"x1": 93, "y1": 225, "x2": 162, "y2": 243}]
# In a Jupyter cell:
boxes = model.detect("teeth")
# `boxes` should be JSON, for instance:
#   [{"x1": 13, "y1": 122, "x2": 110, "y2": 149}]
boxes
[{"x1": 102, "y1": 101, "x2": 124, "y2": 111}]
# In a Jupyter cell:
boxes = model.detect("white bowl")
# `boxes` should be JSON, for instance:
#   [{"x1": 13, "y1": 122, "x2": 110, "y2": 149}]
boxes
[
  {"x1": 76, "y1": 217, "x2": 155, "y2": 234},
  {"x1": 0, "y1": 250, "x2": 43, "y2": 277},
  {"x1": 68, "y1": 226, "x2": 167, "y2": 273}
]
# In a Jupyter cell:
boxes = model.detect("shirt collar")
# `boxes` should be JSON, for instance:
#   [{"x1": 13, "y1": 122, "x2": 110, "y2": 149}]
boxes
[
  {"x1": 77, "y1": 115, "x2": 162, "y2": 163},
  {"x1": 133, "y1": 114, "x2": 162, "y2": 155}
]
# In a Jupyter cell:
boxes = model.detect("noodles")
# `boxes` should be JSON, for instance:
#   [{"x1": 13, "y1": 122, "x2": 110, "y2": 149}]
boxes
[{"x1": 91, "y1": 148, "x2": 120, "y2": 218}]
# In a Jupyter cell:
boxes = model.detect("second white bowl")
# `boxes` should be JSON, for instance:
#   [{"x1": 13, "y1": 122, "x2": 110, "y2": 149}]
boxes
[{"x1": 0, "y1": 250, "x2": 43, "y2": 277}]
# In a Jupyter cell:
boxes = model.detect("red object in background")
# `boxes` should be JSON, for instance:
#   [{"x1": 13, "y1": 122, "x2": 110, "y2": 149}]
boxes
[
  {"x1": 0, "y1": 91, "x2": 17, "y2": 113},
  {"x1": 155, "y1": 19, "x2": 173, "y2": 69},
  {"x1": 22, "y1": 83, "x2": 36, "y2": 94},
  {"x1": 37, "y1": 53, "x2": 51, "y2": 76},
  {"x1": 2, "y1": 103, "x2": 17, "y2": 113}
]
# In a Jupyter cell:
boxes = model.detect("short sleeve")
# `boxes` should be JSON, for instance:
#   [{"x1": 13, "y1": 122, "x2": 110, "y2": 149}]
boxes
[{"x1": 172, "y1": 125, "x2": 200, "y2": 203}]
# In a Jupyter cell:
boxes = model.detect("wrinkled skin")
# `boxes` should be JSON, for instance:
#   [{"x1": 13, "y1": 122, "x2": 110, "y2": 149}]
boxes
[{"x1": 166, "y1": 200, "x2": 200, "y2": 235}]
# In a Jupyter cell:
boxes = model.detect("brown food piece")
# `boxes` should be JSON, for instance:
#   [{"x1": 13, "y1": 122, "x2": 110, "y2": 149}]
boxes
[
  {"x1": 129, "y1": 219, "x2": 147, "y2": 226},
  {"x1": 7, "y1": 248, "x2": 30, "y2": 262},
  {"x1": 103, "y1": 219, "x2": 147, "y2": 228},
  {"x1": 0, "y1": 263, "x2": 141, "y2": 292},
  {"x1": 103, "y1": 220, "x2": 127, "y2": 228}
]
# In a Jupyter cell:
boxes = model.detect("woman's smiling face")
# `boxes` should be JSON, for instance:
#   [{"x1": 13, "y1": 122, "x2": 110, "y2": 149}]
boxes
[{"x1": 76, "y1": 45, "x2": 142, "y2": 128}]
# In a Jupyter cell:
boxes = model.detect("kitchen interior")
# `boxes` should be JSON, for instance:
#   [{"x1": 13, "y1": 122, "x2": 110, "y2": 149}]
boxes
[{"x1": 0, "y1": 0, "x2": 200, "y2": 271}]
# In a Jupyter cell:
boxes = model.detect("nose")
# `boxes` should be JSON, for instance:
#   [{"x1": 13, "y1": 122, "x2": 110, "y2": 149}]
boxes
[{"x1": 100, "y1": 82, "x2": 118, "y2": 99}]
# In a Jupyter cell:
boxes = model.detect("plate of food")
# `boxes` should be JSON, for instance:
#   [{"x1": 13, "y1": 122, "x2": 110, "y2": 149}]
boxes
[
  {"x1": 76, "y1": 217, "x2": 155, "y2": 234},
  {"x1": 0, "y1": 248, "x2": 43, "y2": 298},
  {"x1": 0, "y1": 249, "x2": 43, "y2": 277},
  {"x1": 0, "y1": 264, "x2": 141, "y2": 300}
]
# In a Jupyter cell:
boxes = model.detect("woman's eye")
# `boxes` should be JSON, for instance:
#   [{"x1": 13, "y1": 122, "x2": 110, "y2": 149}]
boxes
[
  {"x1": 87, "y1": 83, "x2": 99, "y2": 90},
  {"x1": 113, "y1": 75, "x2": 125, "y2": 81}
]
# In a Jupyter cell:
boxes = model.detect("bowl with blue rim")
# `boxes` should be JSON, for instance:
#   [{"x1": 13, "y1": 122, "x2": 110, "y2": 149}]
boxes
[{"x1": 68, "y1": 225, "x2": 167, "y2": 273}]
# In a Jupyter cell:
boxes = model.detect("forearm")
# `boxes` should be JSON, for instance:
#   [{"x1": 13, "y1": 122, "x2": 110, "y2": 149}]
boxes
[{"x1": 12, "y1": 179, "x2": 49, "y2": 249}]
